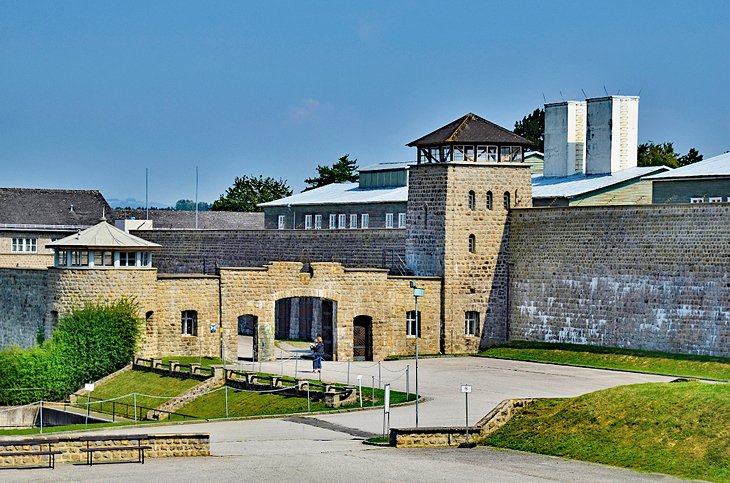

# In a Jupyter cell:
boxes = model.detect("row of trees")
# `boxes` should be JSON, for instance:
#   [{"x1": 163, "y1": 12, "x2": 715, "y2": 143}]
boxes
[{"x1": 513, "y1": 108, "x2": 704, "y2": 168}]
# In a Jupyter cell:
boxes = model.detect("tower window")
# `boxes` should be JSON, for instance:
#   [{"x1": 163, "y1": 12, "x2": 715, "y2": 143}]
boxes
[
  {"x1": 486, "y1": 191, "x2": 493, "y2": 210},
  {"x1": 503, "y1": 192, "x2": 511, "y2": 210},
  {"x1": 468, "y1": 234, "x2": 476, "y2": 253},
  {"x1": 406, "y1": 310, "x2": 421, "y2": 337},
  {"x1": 468, "y1": 191, "x2": 476, "y2": 210}
]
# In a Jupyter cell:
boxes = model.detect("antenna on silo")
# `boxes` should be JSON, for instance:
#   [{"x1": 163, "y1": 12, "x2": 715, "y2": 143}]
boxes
[
  {"x1": 638, "y1": 87, "x2": 643, "y2": 96},
  {"x1": 145, "y1": 167, "x2": 149, "y2": 220},
  {"x1": 616, "y1": 89, "x2": 621, "y2": 95},
  {"x1": 603, "y1": 86, "x2": 609, "y2": 96},
  {"x1": 542, "y1": 92, "x2": 547, "y2": 104},
  {"x1": 581, "y1": 88, "x2": 588, "y2": 99},
  {"x1": 559, "y1": 91, "x2": 564, "y2": 101}
]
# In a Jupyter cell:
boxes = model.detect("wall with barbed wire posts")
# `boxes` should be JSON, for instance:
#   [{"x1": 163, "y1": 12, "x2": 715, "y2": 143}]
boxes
[
  {"x1": 131, "y1": 228, "x2": 407, "y2": 275},
  {"x1": 508, "y1": 203, "x2": 730, "y2": 357},
  {"x1": 219, "y1": 262, "x2": 442, "y2": 362},
  {"x1": 0, "y1": 268, "x2": 49, "y2": 348}
]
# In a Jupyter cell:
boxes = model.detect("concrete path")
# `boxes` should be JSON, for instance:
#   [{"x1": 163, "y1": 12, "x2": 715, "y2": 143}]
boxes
[{"x1": 2, "y1": 357, "x2": 678, "y2": 482}]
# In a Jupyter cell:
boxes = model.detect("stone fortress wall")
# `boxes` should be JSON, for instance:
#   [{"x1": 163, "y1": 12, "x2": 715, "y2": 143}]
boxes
[
  {"x1": 132, "y1": 229, "x2": 406, "y2": 274},
  {"x1": 508, "y1": 204, "x2": 730, "y2": 357},
  {"x1": 0, "y1": 268, "x2": 49, "y2": 348}
]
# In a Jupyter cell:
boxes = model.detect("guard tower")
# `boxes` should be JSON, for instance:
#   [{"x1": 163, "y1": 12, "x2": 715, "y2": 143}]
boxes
[{"x1": 405, "y1": 113, "x2": 533, "y2": 353}]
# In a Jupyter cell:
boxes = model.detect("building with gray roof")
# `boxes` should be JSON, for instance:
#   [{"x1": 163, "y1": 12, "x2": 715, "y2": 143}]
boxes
[{"x1": 645, "y1": 152, "x2": 730, "y2": 204}]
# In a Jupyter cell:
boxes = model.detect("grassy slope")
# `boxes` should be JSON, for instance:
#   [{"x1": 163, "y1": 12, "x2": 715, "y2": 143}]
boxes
[
  {"x1": 485, "y1": 381, "x2": 730, "y2": 482},
  {"x1": 88, "y1": 370, "x2": 201, "y2": 412},
  {"x1": 478, "y1": 341, "x2": 730, "y2": 381},
  {"x1": 180, "y1": 382, "x2": 410, "y2": 419}
]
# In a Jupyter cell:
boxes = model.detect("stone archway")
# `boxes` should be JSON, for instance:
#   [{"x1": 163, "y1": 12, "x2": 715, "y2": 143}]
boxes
[
  {"x1": 274, "y1": 297, "x2": 336, "y2": 360},
  {"x1": 353, "y1": 315, "x2": 373, "y2": 361}
]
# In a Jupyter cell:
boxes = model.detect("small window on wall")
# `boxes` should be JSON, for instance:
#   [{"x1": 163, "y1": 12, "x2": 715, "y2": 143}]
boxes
[
  {"x1": 398, "y1": 213, "x2": 406, "y2": 228},
  {"x1": 11, "y1": 238, "x2": 37, "y2": 253},
  {"x1": 465, "y1": 311, "x2": 480, "y2": 336},
  {"x1": 406, "y1": 310, "x2": 421, "y2": 337},
  {"x1": 278, "y1": 215, "x2": 286, "y2": 229},
  {"x1": 140, "y1": 252, "x2": 151, "y2": 267},
  {"x1": 350, "y1": 214, "x2": 358, "y2": 229},
  {"x1": 182, "y1": 310, "x2": 198, "y2": 336},
  {"x1": 338, "y1": 214, "x2": 347, "y2": 229},
  {"x1": 708, "y1": 197, "x2": 723, "y2": 203},
  {"x1": 329, "y1": 214, "x2": 337, "y2": 229},
  {"x1": 503, "y1": 191, "x2": 511, "y2": 210},
  {"x1": 486, "y1": 191, "x2": 493, "y2": 210},
  {"x1": 71, "y1": 250, "x2": 89, "y2": 267},
  {"x1": 468, "y1": 191, "x2": 476, "y2": 210},
  {"x1": 304, "y1": 215, "x2": 313, "y2": 229},
  {"x1": 361, "y1": 213, "x2": 369, "y2": 229},
  {"x1": 314, "y1": 214, "x2": 322, "y2": 229},
  {"x1": 93, "y1": 251, "x2": 114, "y2": 267},
  {"x1": 468, "y1": 234, "x2": 476, "y2": 253},
  {"x1": 477, "y1": 145, "x2": 497, "y2": 162},
  {"x1": 690, "y1": 197, "x2": 704, "y2": 204},
  {"x1": 385, "y1": 213, "x2": 394, "y2": 228}
]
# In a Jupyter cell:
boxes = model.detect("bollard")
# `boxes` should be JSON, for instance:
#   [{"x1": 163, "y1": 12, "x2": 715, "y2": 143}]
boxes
[{"x1": 357, "y1": 375, "x2": 363, "y2": 408}]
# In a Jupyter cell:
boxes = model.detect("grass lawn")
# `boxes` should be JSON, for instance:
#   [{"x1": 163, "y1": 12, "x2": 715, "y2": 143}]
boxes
[
  {"x1": 485, "y1": 381, "x2": 730, "y2": 482},
  {"x1": 179, "y1": 378, "x2": 411, "y2": 419},
  {"x1": 80, "y1": 370, "x2": 201, "y2": 417},
  {"x1": 477, "y1": 341, "x2": 730, "y2": 381}
]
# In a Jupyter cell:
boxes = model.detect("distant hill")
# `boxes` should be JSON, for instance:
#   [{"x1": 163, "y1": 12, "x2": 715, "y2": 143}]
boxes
[{"x1": 108, "y1": 197, "x2": 171, "y2": 209}]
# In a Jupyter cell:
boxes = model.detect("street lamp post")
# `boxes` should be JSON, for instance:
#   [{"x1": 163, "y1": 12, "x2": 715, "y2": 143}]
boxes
[{"x1": 410, "y1": 281, "x2": 424, "y2": 428}]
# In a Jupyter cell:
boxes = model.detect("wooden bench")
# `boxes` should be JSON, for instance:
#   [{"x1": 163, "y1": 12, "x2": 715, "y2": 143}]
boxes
[
  {"x1": 78, "y1": 434, "x2": 151, "y2": 466},
  {"x1": 0, "y1": 438, "x2": 62, "y2": 469}
]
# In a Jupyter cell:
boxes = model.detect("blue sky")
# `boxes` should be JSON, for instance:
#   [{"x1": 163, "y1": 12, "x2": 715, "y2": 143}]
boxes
[{"x1": 2, "y1": 1, "x2": 728, "y2": 206}]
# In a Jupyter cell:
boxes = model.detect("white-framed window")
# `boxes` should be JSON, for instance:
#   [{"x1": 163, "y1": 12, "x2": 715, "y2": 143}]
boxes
[
  {"x1": 314, "y1": 214, "x2": 322, "y2": 230},
  {"x1": 140, "y1": 252, "x2": 151, "y2": 267},
  {"x1": 181, "y1": 310, "x2": 198, "y2": 336},
  {"x1": 11, "y1": 238, "x2": 37, "y2": 253},
  {"x1": 406, "y1": 310, "x2": 421, "y2": 337},
  {"x1": 304, "y1": 214, "x2": 313, "y2": 230},
  {"x1": 398, "y1": 213, "x2": 406, "y2": 228},
  {"x1": 350, "y1": 214, "x2": 358, "y2": 229},
  {"x1": 465, "y1": 311, "x2": 480, "y2": 336},
  {"x1": 361, "y1": 213, "x2": 369, "y2": 229},
  {"x1": 278, "y1": 215, "x2": 286, "y2": 229},
  {"x1": 338, "y1": 214, "x2": 347, "y2": 229},
  {"x1": 477, "y1": 145, "x2": 498, "y2": 162},
  {"x1": 690, "y1": 197, "x2": 704, "y2": 204},
  {"x1": 385, "y1": 213, "x2": 394, "y2": 228},
  {"x1": 329, "y1": 214, "x2": 337, "y2": 229},
  {"x1": 500, "y1": 146, "x2": 522, "y2": 163},
  {"x1": 119, "y1": 251, "x2": 136, "y2": 267},
  {"x1": 468, "y1": 234, "x2": 476, "y2": 253},
  {"x1": 708, "y1": 197, "x2": 723, "y2": 203},
  {"x1": 503, "y1": 191, "x2": 511, "y2": 210},
  {"x1": 486, "y1": 191, "x2": 493, "y2": 210},
  {"x1": 468, "y1": 190, "x2": 476, "y2": 210}
]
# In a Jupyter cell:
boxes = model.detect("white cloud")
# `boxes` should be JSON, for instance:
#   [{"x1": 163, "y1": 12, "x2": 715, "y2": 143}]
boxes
[{"x1": 288, "y1": 98, "x2": 322, "y2": 122}]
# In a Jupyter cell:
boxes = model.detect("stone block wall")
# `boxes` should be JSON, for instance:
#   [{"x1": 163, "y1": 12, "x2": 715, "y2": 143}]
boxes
[
  {"x1": 219, "y1": 262, "x2": 441, "y2": 361},
  {"x1": 131, "y1": 229, "x2": 406, "y2": 274},
  {"x1": 509, "y1": 204, "x2": 730, "y2": 357},
  {"x1": 0, "y1": 268, "x2": 49, "y2": 348},
  {"x1": 154, "y1": 275, "x2": 235, "y2": 360}
]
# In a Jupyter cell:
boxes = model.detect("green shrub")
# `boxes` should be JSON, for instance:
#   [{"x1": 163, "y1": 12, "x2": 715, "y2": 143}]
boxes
[{"x1": 0, "y1": 299, "x2": 142, "y2": 405}]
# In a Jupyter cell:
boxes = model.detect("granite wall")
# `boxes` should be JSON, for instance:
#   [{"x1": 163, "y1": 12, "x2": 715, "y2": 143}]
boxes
[
  {"x1": 0, "y1": 268, "x2": 49, "y2": 348},
  {"x1": 509, "y1": 204, "x2": 730, "y2": 357}
]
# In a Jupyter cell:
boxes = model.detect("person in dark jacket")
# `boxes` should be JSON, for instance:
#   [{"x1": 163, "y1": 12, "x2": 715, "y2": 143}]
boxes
[{"x1": 313, "y1": 336, "x2": 325, "y2": 373}]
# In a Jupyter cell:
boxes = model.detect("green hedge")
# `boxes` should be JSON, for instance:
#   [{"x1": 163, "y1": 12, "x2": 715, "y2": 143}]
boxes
[{"x1": 0, "y1": 299, "x2": 142, "y2": 405}]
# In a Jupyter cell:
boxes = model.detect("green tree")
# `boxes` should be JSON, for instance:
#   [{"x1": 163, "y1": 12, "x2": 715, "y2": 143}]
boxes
[
  {"x1": 303, "y1": 155, "x2": 359, "y2": 191},
  {"x1": 638, "y1": 142, "x2": 680, "y2": 168},
  {"x1": 514, "y1": 108, "x2": 544, "y2": 152},
  {"x1": 211, "y1": 175, "x2": 292, "y2": 212},
  {"x1": 678, "y1": 147, "x2": 703, "y2": 167},
  {"x1": 175, "y1": 199, "x2": 211, "y2": 211}
]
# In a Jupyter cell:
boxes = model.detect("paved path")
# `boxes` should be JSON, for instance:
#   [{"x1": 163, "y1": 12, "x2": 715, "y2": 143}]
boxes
[{"x1": 3, "y1": 357, "x2": 679, "y2": 482}]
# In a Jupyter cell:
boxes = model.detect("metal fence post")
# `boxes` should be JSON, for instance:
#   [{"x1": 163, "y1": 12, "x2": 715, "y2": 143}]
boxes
[
  {"x1": 378, "y1": 361, "x2": 381, "y2": 389},
  {"x1": 371, "y1": 376, "x2": 375, "y2": 406},
  {"x1": 406, "y1": 365, "x2": 410, "y2": 401},
  {"x1": 347, "y1": 360, "x2": 351, "y2": 385},
  {"x1": 134, "y1": 393, "x2": 138, "y2": 424},
  {"x1": 307, "y1": 385, "x2": 311, "y2": 413},
  {"x1": 39, "y1": 400, "x2": 43, "y2": 434},
  {"x1": 225, "y1": 385, "x2": 229, "y2": 418}
]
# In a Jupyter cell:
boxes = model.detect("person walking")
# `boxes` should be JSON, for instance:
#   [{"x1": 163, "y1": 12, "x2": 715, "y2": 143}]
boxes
[{"x1": 313, "y1": 336, "x2": 325, "y2": 373}]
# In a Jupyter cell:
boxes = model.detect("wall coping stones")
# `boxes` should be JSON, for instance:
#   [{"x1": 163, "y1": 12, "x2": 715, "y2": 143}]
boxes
[{"x1": 157, "y1": 274, "x2": 220, "y2": 280}]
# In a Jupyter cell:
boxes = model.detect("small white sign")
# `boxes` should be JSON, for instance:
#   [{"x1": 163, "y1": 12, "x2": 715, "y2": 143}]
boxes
[
  {"x1": 461, "y1": 384, "x2": 471, "y2": 393},
  {"x1": 84, "y1": 383, "x2": 95, "y2": 392},
  {"x1": 384, "y1": 384, "x2": 391, "y2": 413},
  {"x1": 413, "y1": 288, "x2": 425, "y2": 297}
]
